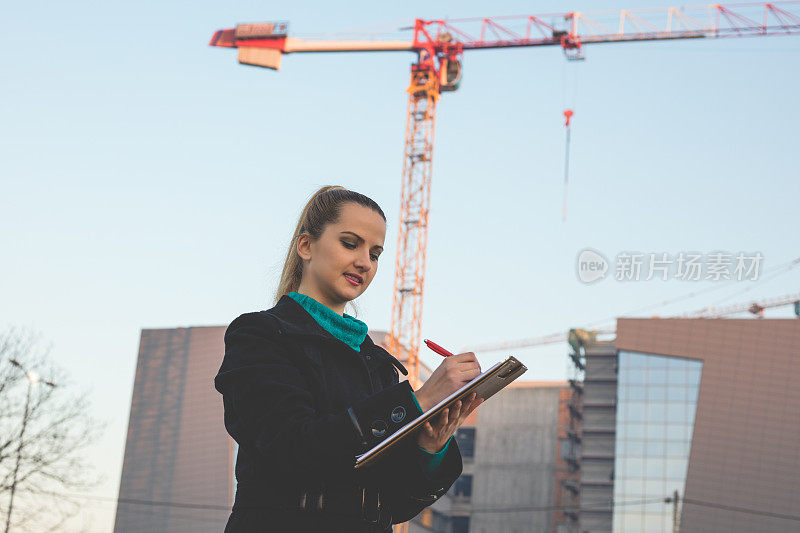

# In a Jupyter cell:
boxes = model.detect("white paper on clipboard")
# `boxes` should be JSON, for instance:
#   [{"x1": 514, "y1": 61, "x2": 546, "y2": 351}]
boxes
[{"x1": 354, "y1": 355, "x2": 527, "y2": 469}]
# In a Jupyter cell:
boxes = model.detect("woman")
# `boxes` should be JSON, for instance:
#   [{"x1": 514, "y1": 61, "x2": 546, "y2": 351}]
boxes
[{"x1": 215, "y1": 186, "x2": 484, "y2": 532}]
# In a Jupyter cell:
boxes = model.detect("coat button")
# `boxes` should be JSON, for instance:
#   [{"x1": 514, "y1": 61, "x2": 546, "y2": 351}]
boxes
[
  {"x1": 371, "y1": 419, "x2": 387, "y2": 438},
  {"x1": 391, "y1": 406, "x2": 406, "y2": 423},
  {"x1": 365, "y1": 355, "x2": 371, "y2": 360}
]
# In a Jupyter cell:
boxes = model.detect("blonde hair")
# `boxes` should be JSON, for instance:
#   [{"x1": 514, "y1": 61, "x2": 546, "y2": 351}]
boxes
[{"x1": 274, "y1": 185, "x2": 387, "y2": 314}]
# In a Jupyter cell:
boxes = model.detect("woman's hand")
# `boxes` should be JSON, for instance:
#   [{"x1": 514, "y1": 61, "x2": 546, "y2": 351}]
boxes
[
  {"x1": 416, "y1": 392, "x2": 484, "y2": 453},
  {"x1": 414, "y1": 352, "x2": 482, "y2": 412}
]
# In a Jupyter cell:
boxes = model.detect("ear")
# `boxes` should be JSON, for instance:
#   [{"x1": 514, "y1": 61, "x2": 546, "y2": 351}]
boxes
[{"x1": 296, "y1": 233, "x2": 312, "y2": 262}]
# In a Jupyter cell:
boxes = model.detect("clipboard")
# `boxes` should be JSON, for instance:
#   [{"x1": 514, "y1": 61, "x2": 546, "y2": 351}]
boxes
[{"x1": 354, "y1": 355, "x2": 527, "y2": 469}]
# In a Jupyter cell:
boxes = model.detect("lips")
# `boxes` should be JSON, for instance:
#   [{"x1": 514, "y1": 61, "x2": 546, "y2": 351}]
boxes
[{"x1": 344, "y1": 273, "x2": 363, "y2": 284}]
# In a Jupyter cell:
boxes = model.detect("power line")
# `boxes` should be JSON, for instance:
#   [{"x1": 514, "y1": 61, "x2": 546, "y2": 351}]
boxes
[
  {"x1": 467, "y1": 255, "x2": 800, "y2": 353},
  {"x1": 683, "y1": 498, "x2": 800, "y2": 522},
  {"x1": 22, "y1": 489, "x2": 800, "y2": 522},
  {"x1": 26, "y1": 490, "x2": 230, "y2": 512},
  {"x1": 12, "y1": 491, "x2": 662, "y2": 514},
  {"x1": 116, "y1": 504, "x2": 229, "y2": 528},
  {"x1": 468, "y1": 497, "x2": 663, "y2": 514},
  {"x1": 703, "y1": 261, "x2": 800, "y2": 308},
  {"x1": 586, "y1": 254, "x2": 800, "y2": 328},
  {"x1": 81, "y1": 496, "x2": 227, "y2": 528}
]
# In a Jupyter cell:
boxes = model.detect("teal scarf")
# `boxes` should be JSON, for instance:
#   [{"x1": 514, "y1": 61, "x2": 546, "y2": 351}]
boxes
[
  {"x1": 287, "y1": 292, "x2": 368, "y2": 352},
  {"x1": 286, "y1": 291, "x2": 451, "y2": 466}
]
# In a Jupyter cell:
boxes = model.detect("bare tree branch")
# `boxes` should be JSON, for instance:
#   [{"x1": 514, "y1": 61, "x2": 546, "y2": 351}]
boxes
[{"x1": 0, "y1": 325, "x2": 106, "y2": 532}]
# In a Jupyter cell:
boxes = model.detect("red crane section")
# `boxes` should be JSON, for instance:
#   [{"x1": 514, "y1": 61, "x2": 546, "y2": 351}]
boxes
[{"x1": 211, "y1": 3, "x2": 800, "y2": 68}]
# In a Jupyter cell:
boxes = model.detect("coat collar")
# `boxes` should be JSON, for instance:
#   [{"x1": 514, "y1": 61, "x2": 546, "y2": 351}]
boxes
[{"x1": 266, "y1": 294, "x2": 409, "y2": 376}]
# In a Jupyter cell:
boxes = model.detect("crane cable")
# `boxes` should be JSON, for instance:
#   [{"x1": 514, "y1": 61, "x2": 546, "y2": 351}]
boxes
[
  {"x1": 561, "y1": 58, "x2": 579, "y2": 222},
  {"x1": 562, "y1": 109, "x2": 573, "y2": 222}
]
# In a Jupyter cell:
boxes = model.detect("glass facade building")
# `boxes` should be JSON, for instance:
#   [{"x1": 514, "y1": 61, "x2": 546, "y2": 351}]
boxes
[
  {"x1": 613, "y1": 350, "x2": 702, "y2": 533},
  {"x1": 573, "y1": 318, "x2": 800, "y2": 533}
]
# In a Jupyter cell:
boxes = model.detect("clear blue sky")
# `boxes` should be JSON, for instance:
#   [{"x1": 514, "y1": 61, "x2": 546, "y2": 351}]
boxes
[{"x1": 2, "y1": 1, "x2": 798, "y2": 531}]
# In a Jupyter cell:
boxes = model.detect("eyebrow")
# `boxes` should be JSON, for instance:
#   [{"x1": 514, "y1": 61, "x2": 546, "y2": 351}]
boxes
[{"x1": 340, "y1": 231, "x2": 383, "y2": 251}]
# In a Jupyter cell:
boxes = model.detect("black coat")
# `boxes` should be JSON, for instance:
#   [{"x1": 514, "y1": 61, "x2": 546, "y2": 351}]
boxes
[{"x1": 214, "y1": 294, "x2": 463, "y2": 532}]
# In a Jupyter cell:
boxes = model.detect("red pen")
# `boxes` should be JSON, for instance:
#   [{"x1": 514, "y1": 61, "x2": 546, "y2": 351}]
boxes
[{"x1": 424, "y1": 339, "x2": 455, "y2": 357}]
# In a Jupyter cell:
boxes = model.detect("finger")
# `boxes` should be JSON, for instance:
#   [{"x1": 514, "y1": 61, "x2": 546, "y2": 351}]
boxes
[
  {"x1": 456, "y1": 397, "x2": 471, "y2": 419},
  {"x1": 464, "y1": 397, "x2": 481, "y2": 418},
  {"x1": 454, "y1": 351, "x2": 476, "y2": 362},
  {"x1": 462, "y1": 396, "x2": 482, "y2": 417},
  {"x1": 447, "y1": 400, "x2": 464, "y2": 427},
  {"x1": 456, "y1": 395, "x2": 474, "y2": 414},
  {"x1": 466, "y1": 398, "x2": 483, "y2": 416},
  {"x1": 453, "y1": 353, "x2": 481, "y2": 371},
  {"x1": 451, "y1": 400, "x2": 463, "y2": 420},
  {"x1": 459, "y1": 363, "x2": 481, "y2": 374},
  {"x1": 460, "y1": 397, "x2": 473, "y2": 419},
  {"x1": 467, "y1": 393, "x2": 479, "y2": 408},
  {"x1": 450, "y1": 403, "x2": 460, "y2": 424}
]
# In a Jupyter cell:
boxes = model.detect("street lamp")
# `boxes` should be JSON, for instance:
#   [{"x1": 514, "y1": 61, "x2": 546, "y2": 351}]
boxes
[{"x1": 3, "y1": 359, "x2": 57, "y2": 533}]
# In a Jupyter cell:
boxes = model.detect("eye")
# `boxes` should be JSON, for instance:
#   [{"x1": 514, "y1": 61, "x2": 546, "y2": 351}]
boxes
[{"x1": 343, "y1": 239, "x2": 379, "y2": 261}]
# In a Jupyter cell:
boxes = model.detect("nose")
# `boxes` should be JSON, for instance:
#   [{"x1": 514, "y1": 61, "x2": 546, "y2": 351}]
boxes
[{"x1": 353, "y1": 248, "x2": 371, "y2": 272}]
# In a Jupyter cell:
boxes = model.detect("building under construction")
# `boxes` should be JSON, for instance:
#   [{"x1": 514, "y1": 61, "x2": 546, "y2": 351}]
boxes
[{"x1": 565, "y1": 317, "x2": 800, "y2": 533}]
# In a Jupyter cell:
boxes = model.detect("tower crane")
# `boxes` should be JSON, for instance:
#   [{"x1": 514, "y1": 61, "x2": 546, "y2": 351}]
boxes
[
  {"x1": 678, "y1": 290, "x2": 800, "y2": 318},
  {"x1": 210, "y1": 2, "x2": 800, "y2": 393},
  {"x1": 210, "y1": 5, "x2": 799, "y2": 529}
]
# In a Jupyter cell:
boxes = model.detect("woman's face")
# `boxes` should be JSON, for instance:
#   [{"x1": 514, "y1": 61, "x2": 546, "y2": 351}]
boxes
[{"x1": 296, "y1": 202, "x2": 386, "y2": 314}]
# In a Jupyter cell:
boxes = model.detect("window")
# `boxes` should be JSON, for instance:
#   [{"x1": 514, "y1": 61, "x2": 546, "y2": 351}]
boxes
[
  {"x1": 431, "y1": 509, "x2": 449, "y2": 533},
  {"x1": 560, "y1": 438, "x2": 578, "y2": 460},
  {"x1": 452, "y1": 474, "x2": 472, "y2": 498},
  {"x1": 455, "y1": 427, "x2": 475, "y2": 458},
  {"x1": 613, "y1": 351, "x2": 702, "y2": 533},
  {"x1": 452, "y1": 516, "x2": 470, "y2": 533}
]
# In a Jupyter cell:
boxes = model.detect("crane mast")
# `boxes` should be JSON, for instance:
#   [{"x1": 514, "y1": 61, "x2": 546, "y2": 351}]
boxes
[
  {"x1": 386, "y1": 20, "x2": 464, "y2": 389},
  {"x1": 386, "y1": 68, "x2": 438, "y2": 390}
]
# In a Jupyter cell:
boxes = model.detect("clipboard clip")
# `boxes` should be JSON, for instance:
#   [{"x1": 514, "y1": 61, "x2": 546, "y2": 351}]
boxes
[{"x1": 497, "y1": 360, "x2": 522, "y2": 379}]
